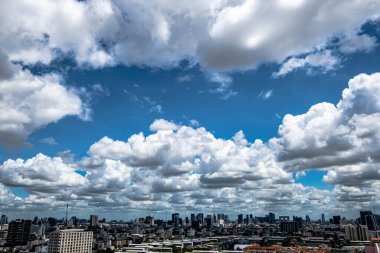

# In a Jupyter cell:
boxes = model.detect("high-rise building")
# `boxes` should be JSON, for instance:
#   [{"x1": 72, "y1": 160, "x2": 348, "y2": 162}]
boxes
[
  {"x1": 359, "y1": 211, "x2": 378, "y2": 231},
  {"x1": 333, "y1": 216, "x2": 341, "y2": 225},
  {"x1": 205, "y1": 215, "x2": 212, "y2": 228},
  {"x1": 280, "y1": 221, "x2": 301, "y2": 234},
  {"x1": 345, "y1": 224, "x2": 358, "y2": 241},
  {"x1": 48, "y1": 229, "x2": 93, "y2": 253},
  {"x1": 90, "y1": 215, "x2": 98, "y2": 227},
  {"x1": 6, "y1": 220, "x2": 32, "y2": 246},
  {"x1": 190, "y1": 214, "x2": 195, "y2": 222},
  {"x1": 321, "y1": 213, "x2": 325, "y2": 224},
  {"x1": 365, "y1": 215, "x2": 377, "y2": 230},
  {"x1": 0, "y1": 215, "x2": 7, "y2": 225},
  {"x1": 357, "y1": 225, "x2": 369, "y2": 241},
  {"x1": 238, "y1": 214, "x2": 243, "y2": 224},
  {"x1": 268, "y1": 213, "x2": 276, "y2": 224},
  {"x1": 360, "y1": 211, "x2": 373, "y2": 225},
  {"x1": 32, "y1": 216, "x2": 39, "y2": 225},
  {"x1": 306, "y1": 215, "x2": 311, "y2": 224},
  {"x1": 172, "y1": 213, "x2": 179, "y2": 228},
  {"x1": 196, "y1": 213, "x2": 204, "y2": 225}
]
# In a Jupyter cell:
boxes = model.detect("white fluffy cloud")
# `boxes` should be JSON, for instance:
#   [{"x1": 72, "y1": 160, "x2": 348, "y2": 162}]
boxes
[
  {"x1": 0, "y1": 0, "x2": 378, "y2": 71},
  {"x1": 271, "y1": 72, "x2": 380, "y2": 209},
  {"x1": 0, "y1": 115, "x2": 373, "y2": 216},
  {"x1": 0, "y1": 67, "x2": 85, "y2": 148},
  {"x1": 0, "y1": 153, "x2": 88, "y2": 200},
  {"x1": 275, "y1": 72, "x2": 380, "y2": 171},
  {"x1": 197, "y1": 0, "x2": 379, "y2": 71},
  {"x1": 2, "y1": 72, "x2": 380, "y2": 216},
  {"x1": 0, "y1": 119, "x2": 317, "y2": 216}
]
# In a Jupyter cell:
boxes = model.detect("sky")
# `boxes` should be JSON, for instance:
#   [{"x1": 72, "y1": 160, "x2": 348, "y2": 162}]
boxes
[{"x1": 0, "y1": 0, "x2": 380, "y2": 221}]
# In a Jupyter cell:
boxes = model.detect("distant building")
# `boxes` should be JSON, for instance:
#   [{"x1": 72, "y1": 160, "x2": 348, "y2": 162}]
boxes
[
  {"x1": 306, "y1": 215, "x2": 311, "y2": 224},
  {"x1": 196, "y1": 213, "x2": 204, "y2": 225},
  {"x1": 90, "y1": 214, "x2": 98, "y2": 227},
  {"x1": 321, "y1": 213, "x2": 325, "y2": 224},
  {"x1": 280, "y1": 221, "x2": 301, "y2": 234},
  {"x1": 172, "y1": 213, "x2": 179, "y2": 228},
  {"x1": 358, "y1": 225, "x2": 369, "y2": 241},
  {"x1": 361, "y1": 211, "x2": 373, "y2": 225},
  {"x1": 345, "y1": 224, "x2": 359, "y2": 241},
  {"x1": 205, "y1": 215, "x2": 212, "y2": 228},
  {"x1": 47, "y1": 229, "x2": 93, "y2": 253},
  {"x1": 0, "y1": 215, "x2": 8, "y2": 225},
  {"x1": 268, "y1": 213, "x2": 276, "y2": 224},
  {"x1": 238, "y1": 214, "x2": 243, "y2": 224},
  {"x1": 217, "y1": 214, "x2": 225, "y2": 220},
  {"x1": 7, "y1": 220, "x2": 32, "y2": 246},
  {"x1": 279, "y1": 216, "x2": 289, "y2": 221},
  {"x1": 333, "y1": 216, "x2": 341, "y2": 225}
]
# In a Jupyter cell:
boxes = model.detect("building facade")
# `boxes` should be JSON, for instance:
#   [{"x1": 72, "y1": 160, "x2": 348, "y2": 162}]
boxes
[
  {"x1": 6, "y1": 220, "x2": 32, "y2": 246},
  {"x1": 47, "y1": 229, "x2": 93, "y2": 253}
]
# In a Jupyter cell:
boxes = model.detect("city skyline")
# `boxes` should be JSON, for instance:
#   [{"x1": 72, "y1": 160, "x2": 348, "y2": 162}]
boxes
[{"x1": 1, "y1": 1, "x2": 380, "y2": 219}]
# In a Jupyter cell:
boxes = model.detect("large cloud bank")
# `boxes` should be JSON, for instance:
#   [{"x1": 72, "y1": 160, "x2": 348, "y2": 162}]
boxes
[
  {"x1": 0, "y1": 0, "x2": 379, "y2": 147},
  {"x1": 1, "y1": 72, "x2": 380, "y2": 217},
  {"x1": 1, "y1": 0, "x2": 379, "y2": 70}
]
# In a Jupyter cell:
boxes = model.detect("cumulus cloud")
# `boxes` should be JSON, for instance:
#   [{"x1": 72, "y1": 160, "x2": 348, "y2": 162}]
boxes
[
  {"x1": 2, "y1": 72, "x2": 380, "y2": 215},
  {"x1": 0, "y1": 119, "x2": 313, "y2": 216},
  {"x1": 0, "y1": 67, "x2": 86, "y2": 148},
  {"x1": 267, "y1": 72, "x2": 380, "y2": 207},
  {"x1": 274, "y1": 72, "x2": 380, "y2": 171},
  {"x1": 0, "y1": 0, "x2": 378, "y2": 72},
  {"x1": 197, "y1": 0, "x2": 380, "y2": 71},
  {"x1": 0, "y1": 153, "x2": 88, "y2": 194}
]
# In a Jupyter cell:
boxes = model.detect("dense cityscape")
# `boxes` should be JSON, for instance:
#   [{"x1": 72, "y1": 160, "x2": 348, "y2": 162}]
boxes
[{"x1": 0, "y1": 209, "x2": 379, "y2": 253}]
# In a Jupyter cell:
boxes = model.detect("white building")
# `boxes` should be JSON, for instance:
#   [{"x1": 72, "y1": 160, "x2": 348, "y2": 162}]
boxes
[
  {"x1": 345, "y1": 224, "x2": 369, "y2": 242},
  {"x1": 47, "y1": 229, "x2": 93, "y2": 253}
]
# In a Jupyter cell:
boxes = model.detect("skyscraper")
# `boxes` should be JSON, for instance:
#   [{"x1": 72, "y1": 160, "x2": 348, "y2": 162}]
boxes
[
  {"x1": 6, "y1": 220, "x2": 32, "y2": 246},
  {"x1": 357, "y1": 225, "x2": 369, "y2": 241},
  {"x1": 172, "y1": 213, "x2": 179, "y2": 228},
  {"x1": 360, "y1": 211, "x2": 378, "y2": 230},
  {"x1": 90, "y1": 215, "x2": 98, "y2": 227},
  {"x1": 306, "y1": 215, "x2": 311, "y2": 224},
  {"x1": 360, "y1": 211, "x2": 373, "y2": 225},
  {"x1": 280, "y1": 221, "x2": 301, "y2": 234},
  {"x1": 345, "y1": 224, "x2": 358, "y2": 241},
  {"x1": 238, "y1": 214, "x2": 243, "y2": 224},
  {"x1": 0, "y1": 215, "x2": 7, "y2": 225},
  {"x1": 268, "y1": 213, "x2": 276, "y2": 224},
  {"x1": 333, "y1": 215, "x2": 341, "y2": 225},
  {"x1": 321, "y1": 213, "x2": 325, "y2": 224},
  {"x1": 196, "y1": 213, "x2": 204, "y2": 225}
]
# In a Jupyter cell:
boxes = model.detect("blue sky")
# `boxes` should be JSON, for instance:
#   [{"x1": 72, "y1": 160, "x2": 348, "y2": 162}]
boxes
[{"x1": 1, "y1": 0, "x2": 380, "y2": 220}]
